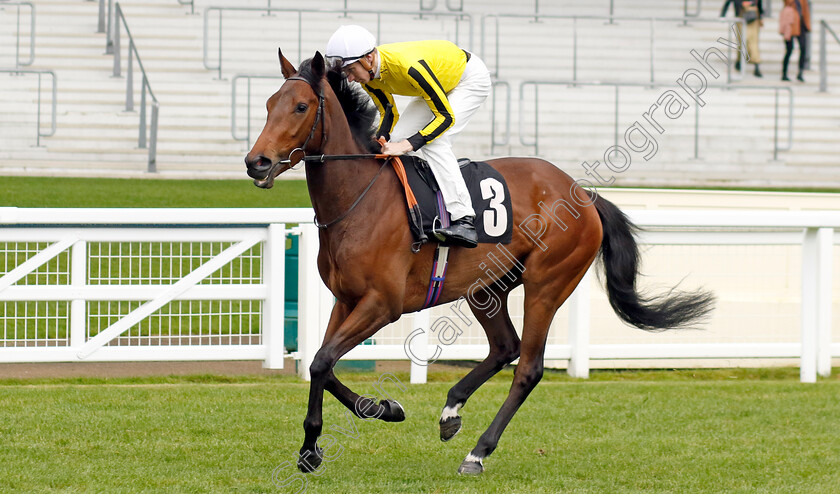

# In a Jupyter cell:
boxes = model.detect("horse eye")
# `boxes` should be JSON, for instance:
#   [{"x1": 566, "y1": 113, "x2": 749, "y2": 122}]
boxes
[{"x1": 295, "y1": 103, "x2": 308, "y2": 113}]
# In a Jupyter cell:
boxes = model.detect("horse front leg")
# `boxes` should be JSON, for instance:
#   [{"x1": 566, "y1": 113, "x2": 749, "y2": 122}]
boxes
[
  {"x1": 297, "y1": 293, "x2": 398, "y2": 473},
  {"x1": 324, "y1": 370, "x2": 406, "y2": 422}
]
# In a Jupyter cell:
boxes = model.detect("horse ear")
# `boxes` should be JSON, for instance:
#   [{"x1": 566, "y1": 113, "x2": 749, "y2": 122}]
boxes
[
  {"x1": 311, "y1": 51, "x2": 326, "y2": 80},
  {"x1": 278, "y1": 48, "x2": 297, "y2": 79}
]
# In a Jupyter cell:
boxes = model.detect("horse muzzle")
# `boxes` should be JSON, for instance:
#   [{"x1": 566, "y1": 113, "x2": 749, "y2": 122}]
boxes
[
  {"x1": 246, "y1": 155, "x2": 285, "y2": 189},
  {"x1": 246, "y1": 149, "x2": 306, "y2": 189}
]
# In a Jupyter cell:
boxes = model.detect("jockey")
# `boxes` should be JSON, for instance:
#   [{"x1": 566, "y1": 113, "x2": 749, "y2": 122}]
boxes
[{"x1": 326, "y1": 25, "x2": 492, "y2": 248}]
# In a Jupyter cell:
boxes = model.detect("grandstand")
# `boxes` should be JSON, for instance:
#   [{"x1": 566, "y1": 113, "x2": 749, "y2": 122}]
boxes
[{"x1": 0, "y1": 0, "x2": 839, "y2": 186}]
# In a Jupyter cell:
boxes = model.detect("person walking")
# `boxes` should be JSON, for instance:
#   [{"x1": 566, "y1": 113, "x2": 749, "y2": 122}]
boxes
[
  {"x1": 742, "y1": 0, "x2": 765, "y2": 77},
  {"x1": 779, "y1": 0, "x2": 802, "y2": 81},
  {"x1": 725, "y1": 0, "x2": 764, "y2": 77}
]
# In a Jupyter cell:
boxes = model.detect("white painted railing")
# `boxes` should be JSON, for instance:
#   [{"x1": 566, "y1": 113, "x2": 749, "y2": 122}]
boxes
[
  {"x1": 0, "y1": 208, "x2": 316, "y2": 369},
  {"x1": 1, "y1": 208, "x2": 838, "y2": 383}
]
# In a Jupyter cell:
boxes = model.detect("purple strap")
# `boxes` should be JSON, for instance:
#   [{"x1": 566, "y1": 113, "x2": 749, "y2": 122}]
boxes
[{"x1": 422, "y1": 244, "x2": 449, "y2": 309}]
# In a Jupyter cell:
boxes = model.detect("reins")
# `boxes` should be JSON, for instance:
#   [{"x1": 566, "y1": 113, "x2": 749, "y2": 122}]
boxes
[
  {"x1": 313, "y1": 157, "x2": 391, "y2": 229},
  {"x1": 303, "y1": 153, "x2": 389, "y2": 163}
]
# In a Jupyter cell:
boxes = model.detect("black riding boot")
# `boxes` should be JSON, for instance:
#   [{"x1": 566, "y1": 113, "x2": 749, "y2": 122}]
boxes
[{"x1": 438, "y1": 216, "x2": 478, "y2": 248}]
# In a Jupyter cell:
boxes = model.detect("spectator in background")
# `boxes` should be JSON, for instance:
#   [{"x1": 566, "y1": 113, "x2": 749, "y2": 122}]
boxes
[
  {"x1": 720, "y1": 0, "x2": 738, "y2": 16},
  {"x1": 742, "y1": 0, "x2": 764, "y2": 77},
  {"x1": 722, "y1": 0, "x2": 764, "y2": 77},
  {"x1": 792, "y1": 0, "x2": 812, "y2": 81},
  {"x1": 779, "y1": 0, "x2": 802, "y2": 81}
]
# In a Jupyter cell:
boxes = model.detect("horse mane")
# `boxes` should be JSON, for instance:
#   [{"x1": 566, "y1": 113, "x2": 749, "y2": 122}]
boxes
[{"x1": 297, "y1": 57, "x2": 380, "y2": 154}]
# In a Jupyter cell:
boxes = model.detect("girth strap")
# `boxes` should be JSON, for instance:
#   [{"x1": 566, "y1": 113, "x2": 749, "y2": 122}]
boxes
[{"x1": 422, "y1": 245, "x2": 450, "y2": 309}]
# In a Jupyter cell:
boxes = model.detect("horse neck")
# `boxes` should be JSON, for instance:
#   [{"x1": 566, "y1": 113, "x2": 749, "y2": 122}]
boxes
[{"x1": 304, "y1": 109, "x2": 387, "y2": 230}]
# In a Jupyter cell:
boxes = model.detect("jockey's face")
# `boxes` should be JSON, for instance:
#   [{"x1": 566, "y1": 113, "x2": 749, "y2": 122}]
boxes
[{"x1": 342, "y1": 53, "x2": 374, "y2": 84}]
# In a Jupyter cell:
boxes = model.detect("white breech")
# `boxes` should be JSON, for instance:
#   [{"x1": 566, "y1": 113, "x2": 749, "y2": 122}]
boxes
[{"x1": 390, "y1": 54, "x2": 492, "y2": 220}]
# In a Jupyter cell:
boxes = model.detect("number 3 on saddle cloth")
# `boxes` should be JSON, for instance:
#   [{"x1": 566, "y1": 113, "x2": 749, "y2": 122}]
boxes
[
  {"x1": 394, "y1": 156, "x2": 513, "y2": 251},
  {"x1": 391, "y1": 156, "x2": 514, "y2": 309}
]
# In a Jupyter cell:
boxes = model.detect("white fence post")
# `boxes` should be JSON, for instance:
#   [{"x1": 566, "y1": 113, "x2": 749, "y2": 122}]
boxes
[
  {"x1": 567, "y1": 265, "x2": 593, "y2": 378},
  {"x1": 816, "y1": 228, "x2": 834, "y2": 378},
  {"x1": 410, "y1": 309, "x2": 431, "y2": 384},
  {"x1": 800, "y1": 227, "x2": 833, "y2": 383},
  {"x1": 70, "y1": 239, "x2": 87, "y2": 349},
  {"x1": 297, "y1": 223, "x2": 321, "y2": 381},
  {"x1": 262, "y1": 223, "x2": 286, "y2": 369}
]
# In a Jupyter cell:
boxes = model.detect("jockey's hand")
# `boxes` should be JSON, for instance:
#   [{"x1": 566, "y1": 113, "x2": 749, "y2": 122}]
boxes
[{"x1": 380, "y1": 139, "x2": 413, "y2": 156}]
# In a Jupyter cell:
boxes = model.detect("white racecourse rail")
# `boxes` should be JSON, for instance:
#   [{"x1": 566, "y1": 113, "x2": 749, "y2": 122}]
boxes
[{"x1": 0, "y1": 207, "x2": 837, "y2": 383}]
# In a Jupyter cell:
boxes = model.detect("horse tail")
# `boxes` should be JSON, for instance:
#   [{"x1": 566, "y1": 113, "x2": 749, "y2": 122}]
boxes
[{"x1": 593, "y1": 195, "x2": 715, "y2": 330}]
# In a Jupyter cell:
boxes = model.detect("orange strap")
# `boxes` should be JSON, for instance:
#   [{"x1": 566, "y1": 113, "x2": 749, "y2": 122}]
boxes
[
  {"x1": 376, "y1": 138, "x2": 419, "y2": 209},
  {"x1": 390, "y1": 156, "x2": 419, "y2": 209}
]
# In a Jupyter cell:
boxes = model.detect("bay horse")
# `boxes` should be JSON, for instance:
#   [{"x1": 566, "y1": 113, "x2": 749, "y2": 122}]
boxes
[{"x1": 245, "y1": 50, "x2": 714, "y2": 475}]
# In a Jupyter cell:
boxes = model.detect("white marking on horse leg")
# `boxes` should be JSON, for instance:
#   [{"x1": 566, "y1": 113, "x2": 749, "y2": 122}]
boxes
[
  {"x1": 440, "y1": 404, "x2": 462, "y2": 422},
  {"x1": 463, "y1": 453, "x2": 484, "y2": 465}
]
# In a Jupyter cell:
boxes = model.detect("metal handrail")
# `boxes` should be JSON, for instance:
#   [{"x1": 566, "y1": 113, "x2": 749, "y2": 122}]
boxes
[
  {"x1": 177, "y1": 0, "x2": 194, "y2": 15},
  {"x1": 0, "y1": 69, "x2": 57, "y2": 146},
  {"x1": 530, "y1": 0, "x2": 701, "y2": 21},
  {"x1": 490, "y1": 79, "x2": 510, "y2": 154},
  {"x1": 97, "y1": 0, "x2": 106, "y2": 33},
  {"x1": 0, "y1": 1, "x2": 35, "y2": 68},
  {"x1": 419, "y1": 0, "x2": 463, "y2": 11},
  {"x1": 231, "y1": 74, "x2": 511, "y2": 154},
  {"x1": 204, "y1": 6, "x2": 473, "y2": 79},
  {"x1": 519, "y1": 80, "x2": 793, "y2": 161},
  {"x1": 683, "y1": 0, "x2": 702, "y2": 20},
  {"x1": 819, "y1": 20, "x2": 840, "y2": 93},
  {"x1": 108, "y1": 2, "x2": 160, "y2": 172},
  {"x1": 481, "y1": 14, "x2": 746, "y2": 84},
  {"x1": 231, "y1": 74, "x2": 283, "y2": 144}
]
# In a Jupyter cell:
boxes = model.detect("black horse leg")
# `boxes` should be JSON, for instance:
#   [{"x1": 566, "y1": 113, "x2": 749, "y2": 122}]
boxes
[
  {"x1": 440, "y1": 286, "x2": 520, "y2": 441},
  {"x1": 306, "y1": 302, "x2": 403, "y2": 422},
  {"x1": 325, "y1": 370, "x2": 406, "y2": 422},
  {"x1": 457, "y1": 290, "x2": 557, "y2": 475},
  {"x1": 297, "y1": 293, "x2": 396, "y2": 473}
]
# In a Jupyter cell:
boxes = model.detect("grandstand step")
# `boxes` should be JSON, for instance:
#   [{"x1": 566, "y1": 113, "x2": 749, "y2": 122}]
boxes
[{"x1": 2, "y1": 0, "x2": 840, "y2": 186}]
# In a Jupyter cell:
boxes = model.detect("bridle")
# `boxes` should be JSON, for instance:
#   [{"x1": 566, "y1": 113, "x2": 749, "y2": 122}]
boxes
[
  {"x1": 266, "y1": 74, "x2": 394, "y2": 230},
  {"x1": 276, "y1": 76, "x2": 327, "y2": 170}
]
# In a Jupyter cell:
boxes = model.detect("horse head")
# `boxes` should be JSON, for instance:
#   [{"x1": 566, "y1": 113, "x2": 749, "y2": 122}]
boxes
[{"x1": 245, "y1": 50, "x2": 329, "y2": 189}]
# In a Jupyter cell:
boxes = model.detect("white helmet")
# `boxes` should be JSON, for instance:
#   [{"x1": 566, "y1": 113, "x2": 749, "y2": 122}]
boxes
[{"x1": 326, "y1": 25, "x2": 377, "y2": 68}]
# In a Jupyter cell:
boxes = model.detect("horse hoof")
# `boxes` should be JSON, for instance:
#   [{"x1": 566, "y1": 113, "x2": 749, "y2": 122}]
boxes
[
  {"x1": 378, "y1": 399, "x2": 405, "y2": 422},
  {"x1": 296, "y1": 447, "x2": 323, "y2": 473},
  {"x1": 457, "y1": 456, "x2": 484, "y2": 475},
  {"x1": 439, "y1": 416, "x2": 462, "y2": 441}
]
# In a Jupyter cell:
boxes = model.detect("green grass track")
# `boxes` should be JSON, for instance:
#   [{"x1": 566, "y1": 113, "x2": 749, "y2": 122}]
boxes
[
  {"x1": 1, "y1": 370, "x2": 838, "y2": 493},
  {"x1": 0, "y1": 177, "x2": 311, "y2": 208}
]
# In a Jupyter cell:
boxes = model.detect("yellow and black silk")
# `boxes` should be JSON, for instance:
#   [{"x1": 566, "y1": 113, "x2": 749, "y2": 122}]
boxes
[{"x1": 362, "y1": 40, "x2": 468, "y2": 150}]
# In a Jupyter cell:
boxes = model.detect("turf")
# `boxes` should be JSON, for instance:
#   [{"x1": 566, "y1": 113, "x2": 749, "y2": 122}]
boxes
[
  {"x1": 3, "y1": 179, "x2": 838, "y2": 491},
  {"x1": 1, "y1": 370, "x2": 838, "y2": 493},
  {"x1": 0, "y1": 177, "x2": 311, "y2": 208}
]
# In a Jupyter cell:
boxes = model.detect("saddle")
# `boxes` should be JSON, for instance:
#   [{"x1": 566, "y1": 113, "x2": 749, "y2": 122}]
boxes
[{"x1": 391, "y1": 156, "x2": 513, "y2": 249}]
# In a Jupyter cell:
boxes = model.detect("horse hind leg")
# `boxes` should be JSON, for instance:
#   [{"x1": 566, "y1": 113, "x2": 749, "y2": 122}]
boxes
[
  {"x1": 439, "y1": 285, "x2": 520, "y2": 442},
  {"x1": 457, "y1": 250, "x2": 597, "y2": 475}
]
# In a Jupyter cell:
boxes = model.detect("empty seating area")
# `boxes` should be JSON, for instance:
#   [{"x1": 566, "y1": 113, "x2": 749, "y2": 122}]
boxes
[{"x1": 1, "y1": 0, "x2": 838, "y2": 186}]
